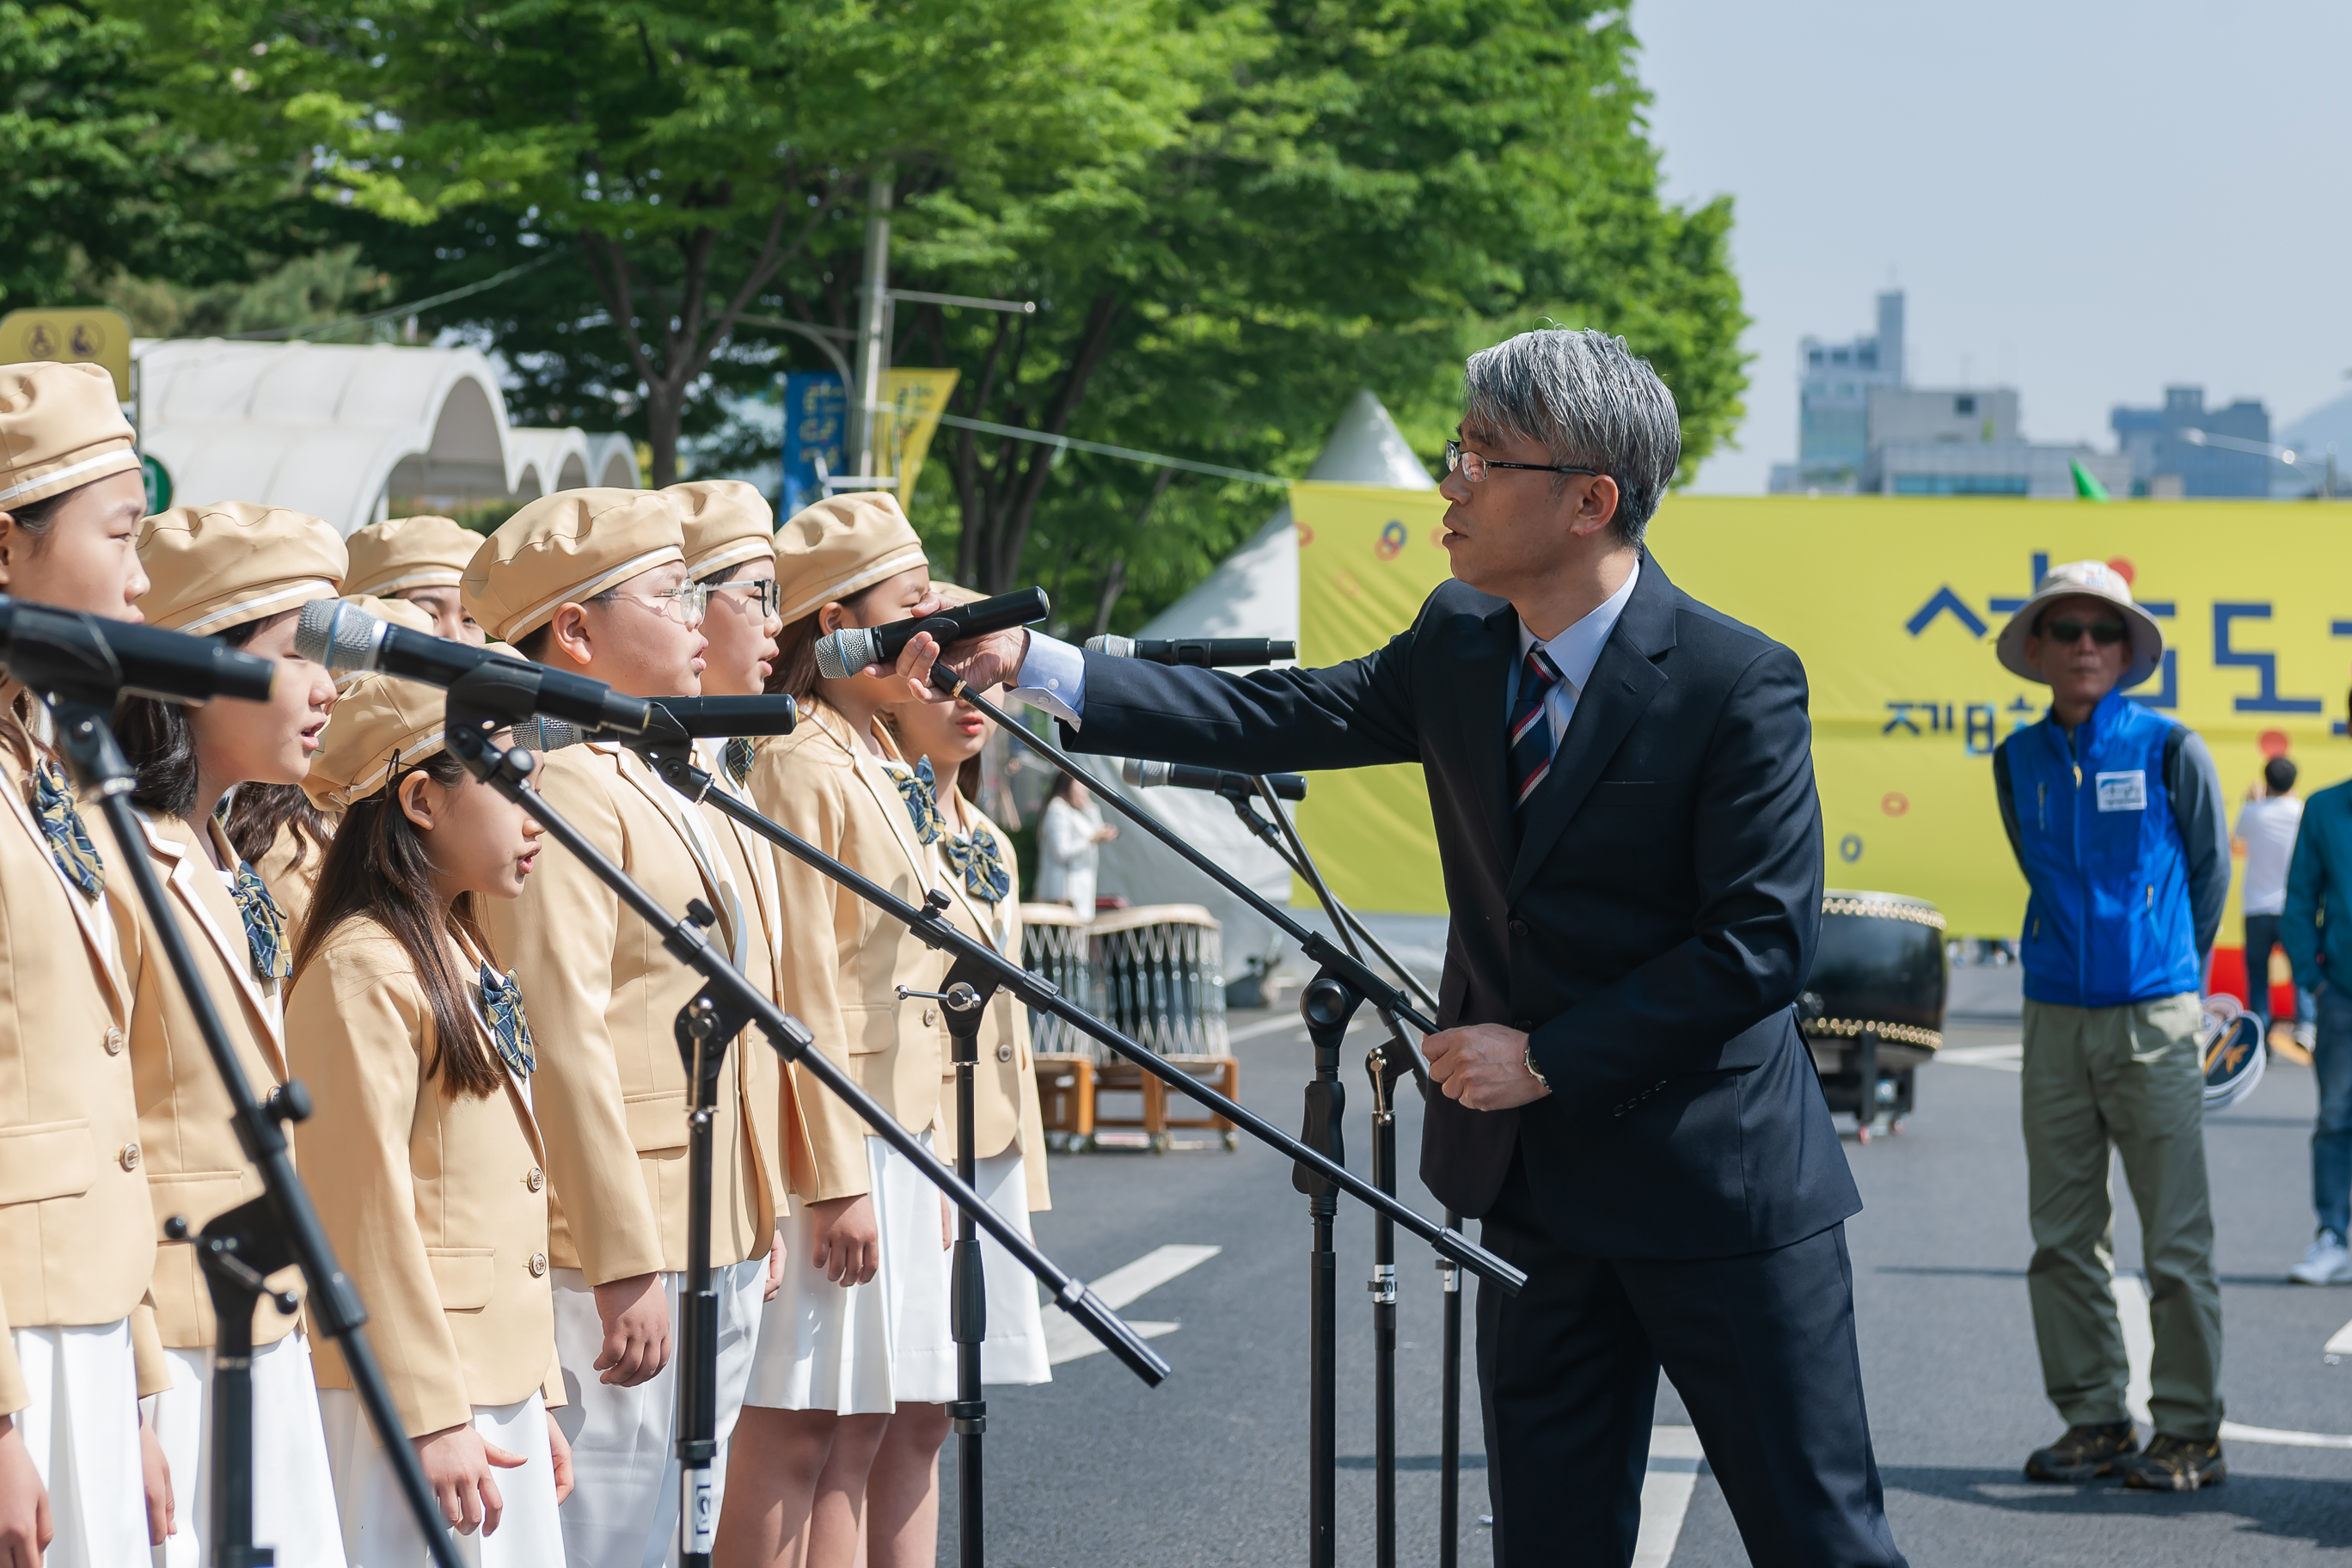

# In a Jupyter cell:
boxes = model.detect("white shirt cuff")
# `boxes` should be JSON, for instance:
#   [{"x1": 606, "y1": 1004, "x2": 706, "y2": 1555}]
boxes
[{"x1": 1011, "y1": 632, "x2": 1086, "y2": 729}]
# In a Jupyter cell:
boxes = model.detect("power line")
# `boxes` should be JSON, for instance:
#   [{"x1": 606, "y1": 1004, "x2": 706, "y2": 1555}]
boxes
[
  {"x1": 228, "y1": 252, "x2": 562, "y2": 342},
  {"x1": 933, "y1": 411, "x2": 1289, "y2": 487}
]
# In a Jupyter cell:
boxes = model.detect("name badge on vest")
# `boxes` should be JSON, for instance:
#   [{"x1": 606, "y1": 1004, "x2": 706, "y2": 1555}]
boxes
[{"x1": 2095, "y1": 770, "x2": 2147, "y2": 812}]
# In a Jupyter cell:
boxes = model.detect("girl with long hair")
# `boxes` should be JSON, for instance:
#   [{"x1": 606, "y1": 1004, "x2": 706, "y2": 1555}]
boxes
[
  {"x1": 716, "y1": 493, "x2": 955, "y2": 1568},
  {"x1": 288, "y1": 672, "x2": 574, "y2": 1563},
  {"x1": 112, "y1": 501, "x2": 348, "y2": 1566}
]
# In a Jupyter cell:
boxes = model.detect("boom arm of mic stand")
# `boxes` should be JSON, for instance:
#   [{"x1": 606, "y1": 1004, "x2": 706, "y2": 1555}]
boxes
[
  {"x1": 643, "y1": 744, "x2": 1522, "y2": 1295},
  {"x1": 436, "y1": 701, "x2": 1170, "y2": 1386},
  {"x1": 934, "y1": 672, "x2": 1441, "y2": 1038},
  {"x1": 1222, "y1": 794, "x2": 1438, "y2": 1016},
  {"x1": 46, "y1": 702, "x2": 467, "y2": 1568}
]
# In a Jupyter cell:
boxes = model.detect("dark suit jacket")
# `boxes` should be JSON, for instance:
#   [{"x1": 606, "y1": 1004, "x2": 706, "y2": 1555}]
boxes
[{"x1": 1063, "y1": 552, "x2": 1859, "y2": 1259}]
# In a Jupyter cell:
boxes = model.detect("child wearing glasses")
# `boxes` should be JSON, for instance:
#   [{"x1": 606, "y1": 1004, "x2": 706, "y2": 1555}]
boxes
[{"x1": 462, "y1": 490, "x2": 781, "y2": 1568}]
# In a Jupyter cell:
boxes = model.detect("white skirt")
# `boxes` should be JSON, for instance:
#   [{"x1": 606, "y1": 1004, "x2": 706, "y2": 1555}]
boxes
[
  {"x1": 9, "y1": 1321, "x2": 145, "y2": 1568},
  {"x1": 150, "y1": 1332, "x2": 346, "y2": 1568},
  {"x1": 317, "y1": 1388, "x2": 564, "y2": 1568},
  {"x1": 971, "y1": 1148, "x2": 1050, "y2": 1387},
  {"x1": 746, "y1": 1133, "x2": 952, "y2": 1414}
]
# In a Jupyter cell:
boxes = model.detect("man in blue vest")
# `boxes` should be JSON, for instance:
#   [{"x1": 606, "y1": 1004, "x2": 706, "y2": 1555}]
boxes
[{"x1": 1990, "y1": 559, "x2": 2231, "y2": 1491}]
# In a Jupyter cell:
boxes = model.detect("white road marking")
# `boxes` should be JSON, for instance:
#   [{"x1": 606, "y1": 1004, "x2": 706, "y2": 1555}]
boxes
[
  {"x1": 1044, "y1": 1244, "x2": 1222, "y2": 1365},
  {"x1": 2324, "y1": 1314, "x2": 2352, "y2": 1357},
  {"x1": 1228, "y1": 1014, "x2": 1308, "y2": 1044},
  {"x1": 1938, "y1": 1044, "x2": 2023, "y2": 1072},
  {"x1": 1634, "y1": 1425, "x2": 1705, "y2": 1567},
  {"x1": 2116, "y1": 1271, "x2": 2352, "y2": 1449}
]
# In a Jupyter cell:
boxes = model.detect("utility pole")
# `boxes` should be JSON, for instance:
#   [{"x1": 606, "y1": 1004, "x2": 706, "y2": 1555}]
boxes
[{"x1": 852, "y1": 174, "x2": 894, "y2": 480}]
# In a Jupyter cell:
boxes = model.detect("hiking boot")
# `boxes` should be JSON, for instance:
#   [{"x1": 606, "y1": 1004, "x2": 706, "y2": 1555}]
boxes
[
  {"x1": 2024, "y1": 1420, "x2": 2137, "y2": 1482},
  {"x1": 2116, "y1": 1432, "x2": 2226, "y2": 1491}
]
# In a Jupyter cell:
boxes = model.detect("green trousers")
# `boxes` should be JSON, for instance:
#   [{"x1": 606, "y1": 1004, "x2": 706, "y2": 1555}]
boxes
[{"x1": 2020, "y1": 992, "x2": 2224, "y2": 1439}]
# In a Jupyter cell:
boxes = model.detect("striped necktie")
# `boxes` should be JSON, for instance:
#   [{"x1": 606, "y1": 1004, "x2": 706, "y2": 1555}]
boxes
[{"x1": 1508, "y1": 646, "x2": 1565, "y2": 812}]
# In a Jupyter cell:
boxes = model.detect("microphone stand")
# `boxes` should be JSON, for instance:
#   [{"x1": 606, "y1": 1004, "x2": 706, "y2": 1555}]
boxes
[
  {"x1": 671, "y1": 681, "x2": 1522, "y2": 1568},
  {"x1": 34, "y1": 695, "x2": 464, "y2": 1568},
  {"x1": 432, "y1": 676, "x2": 1173, "y2": 1568}
]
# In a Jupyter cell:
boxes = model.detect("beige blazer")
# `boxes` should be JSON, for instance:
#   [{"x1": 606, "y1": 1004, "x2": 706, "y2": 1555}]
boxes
[
  {"x1": 288, "y1": 918, "x2": 562, "y2": 1436},
  {"x1": 111, "y1": 812, "x2": 299, "y2": 1349},
  {"x1": 698, "y1": 745, "x2": 792, "y2": 1222},
  {"x1": 0, "y1": 712, "x2": 157, "y2": 1415},
  {"x1": 481, "y1": 744, "x2": 773, "y2": 1283},
  {"x1": 926, "y1": 791, "x2": 1050, "y2": 1212},
  {"x1": 745, "y1": 702, "x2": 945, "y2": 1203}
]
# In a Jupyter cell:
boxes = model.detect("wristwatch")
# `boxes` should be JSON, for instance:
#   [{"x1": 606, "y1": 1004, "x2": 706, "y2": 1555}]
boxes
[{"x1": 1522, "y1": 1044, "x2": 1549, "y2": 1090}]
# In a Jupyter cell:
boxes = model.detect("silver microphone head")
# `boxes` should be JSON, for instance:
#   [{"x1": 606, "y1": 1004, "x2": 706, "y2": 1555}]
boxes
[
  {"x1": 511, "y1": 714, "x2": 588, "y2": 752},
  {"x1": 1122, "y1": 758, "x2": 1171, "y2": 788},
  {"x1": 296, "y1": 598, "x2": 387, "y2": 674},
  {"x1": 812, "y1": 626, "x2": 880, "y2": 682},
  {"x1": 1085, "y1": 634, "x2": 1135, "y2": 658}
]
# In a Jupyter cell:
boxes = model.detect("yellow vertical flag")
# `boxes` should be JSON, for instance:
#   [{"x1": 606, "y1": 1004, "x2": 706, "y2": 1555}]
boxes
[{"x1": 880, "y1": 369, "x2": 959, "y2": 511}]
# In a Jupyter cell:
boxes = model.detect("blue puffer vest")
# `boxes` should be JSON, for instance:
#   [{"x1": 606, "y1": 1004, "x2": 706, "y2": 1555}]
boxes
[{"x1": 2005, "y1": 687, "x2": 2198, "y2": 1008}]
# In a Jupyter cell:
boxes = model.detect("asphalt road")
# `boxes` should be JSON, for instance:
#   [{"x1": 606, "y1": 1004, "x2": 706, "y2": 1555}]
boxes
[{"x1": 941, "y1": 1002, "x2": 2352, "y2": 1565}]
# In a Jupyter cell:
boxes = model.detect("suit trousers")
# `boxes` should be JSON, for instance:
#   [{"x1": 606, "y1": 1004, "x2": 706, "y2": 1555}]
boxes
[{"x1": 1476, "y1": 1153, "x2": 1904, "y2": 1567}]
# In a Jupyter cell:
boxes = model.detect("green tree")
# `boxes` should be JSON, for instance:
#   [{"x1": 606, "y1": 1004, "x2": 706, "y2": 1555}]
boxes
[{"x1": 149, "y1": 0, "x2": 1212, "y2": 484}]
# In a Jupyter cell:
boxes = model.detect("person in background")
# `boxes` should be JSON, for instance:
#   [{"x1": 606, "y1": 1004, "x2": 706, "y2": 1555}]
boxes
[
  {"x1": 0, "y1": 362, "x2": 175, "y2": 1565},
  {"x1": 114, "y1": 501, "x2": 351, "y2": 1564},
  {"x1": 2282, "y1": 689, "x2": 2352, "y2": 1286},
  {"x1": 343, "y1": 514, "x2": 489, "y2": 646},
  {"x1": 1033, "y1": 772, "x2": 1112, "y2": 916},
  {"x1": 2237, "y1": 755, "x2": 2306, "y2": 1048},
  {"x1": 1989, "y1": 560, "x2": 2230, "y2": 1491},
  {"x1": 291, "y1": 673, "x2": 573, "y2": 1562}
]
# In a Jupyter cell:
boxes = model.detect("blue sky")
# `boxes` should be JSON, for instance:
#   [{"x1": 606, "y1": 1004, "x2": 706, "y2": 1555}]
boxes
[{"x1": 1635, "y1": 0, "x2": 2352, "y2": 493}]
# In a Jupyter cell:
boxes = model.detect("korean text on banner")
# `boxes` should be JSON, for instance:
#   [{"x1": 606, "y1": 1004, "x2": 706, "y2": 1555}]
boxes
[{"x1": 1290, "y1": 487, "x2": 2352, "y2": 935}]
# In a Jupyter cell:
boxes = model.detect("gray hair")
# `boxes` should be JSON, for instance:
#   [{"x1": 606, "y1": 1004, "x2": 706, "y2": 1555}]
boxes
[{"x1": 1461, "y1": 328, "x2": 1681, "y2": 547}]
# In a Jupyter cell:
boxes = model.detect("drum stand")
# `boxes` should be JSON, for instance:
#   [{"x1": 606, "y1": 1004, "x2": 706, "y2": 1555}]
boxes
[
  {"x1": 616, "y1": 701, "x2": 1524, "y2": 1568},
  {"x1": 33, "y1": 689, "x2": 464, "y2": 1568},
  {"x1": 432, "y1": 678, "x2": 1174, "y2": 1568}
]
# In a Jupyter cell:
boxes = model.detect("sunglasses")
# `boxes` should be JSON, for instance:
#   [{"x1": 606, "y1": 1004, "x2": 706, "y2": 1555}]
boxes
[{"x1": 2042, "y1": 617, "x2": 2128, "y2": 646}]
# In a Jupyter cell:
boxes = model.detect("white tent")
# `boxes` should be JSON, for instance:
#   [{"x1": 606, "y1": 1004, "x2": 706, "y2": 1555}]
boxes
[
  {"x1": 1091, "y1": 389, "x2": 1435, "y2": 968},
  {"x1": 135, "y1": 339, "x2": 638, "y2": 535}
]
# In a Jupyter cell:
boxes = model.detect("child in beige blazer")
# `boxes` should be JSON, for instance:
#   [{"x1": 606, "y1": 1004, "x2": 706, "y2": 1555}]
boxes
[
  {"x1": 720, "y1": 493, "x2": 959, "y2": 1568},
  {"x1": 113, "y1": 500, "x2": 351, "y2": 1568},
  {"x1": 291, "y1": 671, "x2": 574, "y2": 1564},
  {"x1": 0, "y1": 362, "x2": 175, "y2": 1565}
]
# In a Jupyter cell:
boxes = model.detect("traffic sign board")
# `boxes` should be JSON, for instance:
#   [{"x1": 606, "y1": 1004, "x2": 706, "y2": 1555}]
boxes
[{"x1": 0, "y1": 309, "x2": 133, "y2": 401}]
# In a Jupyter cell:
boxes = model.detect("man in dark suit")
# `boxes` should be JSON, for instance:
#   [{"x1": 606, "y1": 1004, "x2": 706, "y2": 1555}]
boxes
[{"x1": 940, "y1": 328, "x2": 1905, "y2": 1565}]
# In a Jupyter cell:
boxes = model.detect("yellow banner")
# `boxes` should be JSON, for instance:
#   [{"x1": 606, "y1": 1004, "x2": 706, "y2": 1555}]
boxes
[
  {"x1": 1293, "y1": 486, "x2": 2352, "y2": 934},
  {"x1": 0, "y1": 309, "x2": 133, "y2": 401},
  {"x1": 880, "y1": 369, "x2": 959, "y2": 510}
]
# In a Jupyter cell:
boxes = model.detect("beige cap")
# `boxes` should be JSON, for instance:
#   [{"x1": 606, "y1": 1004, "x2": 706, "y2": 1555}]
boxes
[
  {"x1": 775, "y1": 491, "x2": 928, "y2": 624},
  {"x1": 667, "y1": 481, "x2": 778, "y2": 580},
  {"x1": 1993, "y1": 558, "x2": 2165, "y2": 689},
  {"x1": 344, "y1": 514, "x2": 480, "y2": 598},
  {"x1": 0, "y1": 362, "x2": 140, "y2": 511},
  {"x1": 138, "y1": 501, "x2": 347, "y2": 635},
  {"x1": 461, "y1": 488, "x2": 685, "y2": 646},
  {"x1": 303, "y1": 671, "x2": 450, "y2": 811}
]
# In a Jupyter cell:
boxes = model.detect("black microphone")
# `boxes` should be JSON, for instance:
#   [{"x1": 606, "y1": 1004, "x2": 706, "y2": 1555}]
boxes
[
  {"x1": 0, "y1": 597, "x2": 277, "y2": 704},
  {"x1": 813, "y1": 587, "x2": 1050, "y2": 680},
  {"x1": 297, "y1": 599, "x2": 652, "y2": 735},
  {"x1": 1122, "y1": 757, "x2": 1308, "y2": 801},
  {"x1": 1087, "y1": 634, "x2": 1295, "y2": 666},
  {"x1": 514, "y1": 695, "x2": 799, "y2": 753}
]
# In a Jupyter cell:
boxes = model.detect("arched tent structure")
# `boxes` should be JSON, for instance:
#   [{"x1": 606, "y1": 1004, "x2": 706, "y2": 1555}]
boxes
[
  {"x1": 1092, "y1": 389, "x2": 1436, "y2": 967},
  {"x1": 134, "y1": 339, "x2": 638, "y2": 535}
]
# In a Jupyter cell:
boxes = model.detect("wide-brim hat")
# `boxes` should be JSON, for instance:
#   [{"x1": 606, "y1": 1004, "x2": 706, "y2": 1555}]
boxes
[
  {"x1": 1994, "y1": 559, "x2": 2165, "y2": 689},
  {"x1": 138, "y1": 500, "x2": 347, "y2": 635},
  {"x1": 345, "y1": 514, "x2": 480, "y2": 598}
]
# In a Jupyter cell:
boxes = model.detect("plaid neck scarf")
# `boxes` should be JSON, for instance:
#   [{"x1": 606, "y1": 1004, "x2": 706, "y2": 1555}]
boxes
[
  {"x1": 478, "y1": 964, "x2": 536, "y2": 1077},
  {"x1": 232, "y1": 861, "x2": 292, "y2": 981},
  {"x1": 891, "y1": 756, "x2": 1009, "y2": 903},
  {"x1": 723, "y1": 736, "x2": 756, "y2": 790},
  {"x1": 29, "y1": 756, "x2": 103, "y2": 897},
  {"x1": 891, "y1": 756, "x2": 947, "y2": 844}
]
